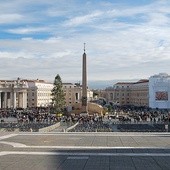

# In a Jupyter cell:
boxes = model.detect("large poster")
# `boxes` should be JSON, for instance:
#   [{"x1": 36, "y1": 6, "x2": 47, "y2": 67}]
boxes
[{"x1": 155, "y1": 91, "x2": 168, "y2": 100}]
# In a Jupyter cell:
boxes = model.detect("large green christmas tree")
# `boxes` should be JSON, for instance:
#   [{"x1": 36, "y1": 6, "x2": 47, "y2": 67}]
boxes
[{"x1": 51, "y1": 74, "x2": 66, "y2": 113}]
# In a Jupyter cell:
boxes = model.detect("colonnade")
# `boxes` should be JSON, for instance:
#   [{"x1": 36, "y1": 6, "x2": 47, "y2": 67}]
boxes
[{"x1": 0, "y1": 91, "x2": 27, "y2": 109}]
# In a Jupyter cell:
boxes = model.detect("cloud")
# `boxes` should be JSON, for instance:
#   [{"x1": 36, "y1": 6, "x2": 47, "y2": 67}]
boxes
[
  {"x1": 0, "y1": 14, "x2": 23, "y2": 24},
  {"x1": 64, "y1": 11, "x2": 103, "y2": 27},
  {"x1": 147, "y1": 12, "x2": 170, "y2": 26},
  {"x1": 7, "y1": 27, "x2": 50, "y2": 34},
  {"x1": 0, "y1": 0, "x2": 170, "y2": 82}
]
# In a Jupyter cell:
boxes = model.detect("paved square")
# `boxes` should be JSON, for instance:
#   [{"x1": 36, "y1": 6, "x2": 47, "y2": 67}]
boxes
[{"x1": 0, "y1": 132, "x2": 170, "y2": 169}]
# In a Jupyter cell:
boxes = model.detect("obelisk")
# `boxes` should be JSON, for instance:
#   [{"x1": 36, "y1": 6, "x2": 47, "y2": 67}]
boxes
[{"x1": 81, "y1": 43, "x2": 88, "y2": 115}]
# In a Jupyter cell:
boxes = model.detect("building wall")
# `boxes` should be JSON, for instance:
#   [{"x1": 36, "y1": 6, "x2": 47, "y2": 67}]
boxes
[
  {"x1": 27, "y1": 80, "x2": 53, "y2": 107},
  {"x1": 113, "y1": 83, "x2": 132, "y2": 106},
  {"x1": 102, "y1": 80, "x2": 149, "y2": 107},
  {"x1": 0, "y1": 79, "x2": 28, "y2": 108},
  {"x1": 63, "y1": 83, "x2": 81, "y2": 107},
  {"x1": 73, "y1": 102, "x2": 103, "y2": 115},
  {"x1": 87, "y1": 89, "x2": 93, "y2": 101},
  {"x1": 104, "y1": 87, "x2": 115, "y2": 103},
  {"x1": 149, "y1": 73, "x2": 170, "y2": 109},
  {"x1": 63, "y1": 83, "x2": 93, "y2": 107},
  {"x1": 0, "y1": 79, "x2": 93, "y2": 109},
  {"x1": 27, "y1": 81, "x2": 93, "y2": 108},
  {"x1": 130, "y1": 81, "x2": 149, "y2": 107}
]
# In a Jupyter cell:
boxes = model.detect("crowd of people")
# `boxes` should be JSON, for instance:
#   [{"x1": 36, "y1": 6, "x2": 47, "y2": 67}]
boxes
[
  {"x1": 0, "y1": 107, "x2": 60, "y2": 131},
  {"x1": 68, "y1": 106, "x2": 170, "y2": 132},
  {"x1": 107, "y1": 106, "x2": 170, "y2": 124},
  {"x1": 0, "y1": 106, "x2": 170, "y2": 132},
  {"x1": 70, "y1": 115, "x2": 111, "y2": 132},
  {"x1": 0, "y1": 107, "x2": 59, "y2": 123}
]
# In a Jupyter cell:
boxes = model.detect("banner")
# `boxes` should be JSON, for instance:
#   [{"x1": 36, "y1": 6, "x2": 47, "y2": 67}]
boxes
[{"x1": 155, "y1": 91, "x2": 168, "y2": 101}]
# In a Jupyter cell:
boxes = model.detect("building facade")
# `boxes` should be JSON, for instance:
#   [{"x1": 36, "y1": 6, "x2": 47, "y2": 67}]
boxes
[
  {"x1": 27, "y1": 80, "x2": 53, "y2": 107},
  {"x1": 149, "y1": 73, "x2": 170, "y2": 109},
  {"x1": 0, "y1": 78, "x2": 93, "y2": 109},
  {"x1": 63, "y1": 83, "x2": 93, "y2": 108},
  {"x1": 63, "y1": 83, "x2": 81, "y2": 107},
  {"x1": 101, "y1": 80, "x2": 149, "y2": 107},
  {"x1": 113, "y1": 82, "x2": 132, "y2": 106},
  {"x1": 129, "y1": 80, "x2": 149, "y2": 107},
  {"x1": 0, "y1": 78, "x2": 28, "y2": 108}
]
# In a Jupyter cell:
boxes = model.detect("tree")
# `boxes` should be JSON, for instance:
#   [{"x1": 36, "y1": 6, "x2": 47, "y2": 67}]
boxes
[{"x1": 51, "y1": 74, "x2": 65, "y2": 113}]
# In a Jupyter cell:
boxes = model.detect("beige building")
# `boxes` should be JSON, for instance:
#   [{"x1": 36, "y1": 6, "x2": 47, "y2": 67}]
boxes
[
  {"x1": 63, "y1": 83, "x2": 93, "y2": 107},
  {"x1": 113, "y1": 82, "x2": 132, "y2": 106},
  {"x1": 27, "y1": 81, "x2": 93, "y2": 108},
  {"x1": 63, "y1": 83, "x2": 81, "y2": 107},
  {"x1": 27, "y1": 79, "x2": 53, "y2": 107},
  {"x1": 101, "y1": 79, "x2": 149, "y2": 107},
  {"x1": 0, "y1": 78, "x2": 94, "y2": 109},
  {"x1": 129, "y1": 80, "x2": 149, "y2": 107},
  {"x1": 0, "y1": 78, "x2": 28, "y2": 108}
]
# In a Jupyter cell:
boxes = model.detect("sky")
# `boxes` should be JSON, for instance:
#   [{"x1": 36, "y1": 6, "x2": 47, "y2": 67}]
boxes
[{"x1": 0, "y1": 0, "x2": 170, "y2": 83}]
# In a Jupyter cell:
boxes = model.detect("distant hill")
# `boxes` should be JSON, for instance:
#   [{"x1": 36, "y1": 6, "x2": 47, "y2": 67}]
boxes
[{"x1": 88, "y1": 79, "x2": 138, "y2": 89}]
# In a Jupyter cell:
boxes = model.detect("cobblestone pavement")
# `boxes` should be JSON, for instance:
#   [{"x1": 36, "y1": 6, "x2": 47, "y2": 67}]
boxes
[{"x1": 0, "y1": 132, "x2": 170, "y2": 170}]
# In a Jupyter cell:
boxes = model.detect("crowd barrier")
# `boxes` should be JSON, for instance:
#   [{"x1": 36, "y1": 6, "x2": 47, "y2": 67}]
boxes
[
  {"x1": 39, "y1": 122, "x2": 61, "y2": 132},
  {"x1": 66, "y1": 122, "x2": 79, "y2": 132}
]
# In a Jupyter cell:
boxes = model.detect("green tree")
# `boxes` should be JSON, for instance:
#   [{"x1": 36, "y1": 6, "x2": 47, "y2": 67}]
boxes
[{"x1": 51, "y1": 74, "x2": 66, "y2": 113}]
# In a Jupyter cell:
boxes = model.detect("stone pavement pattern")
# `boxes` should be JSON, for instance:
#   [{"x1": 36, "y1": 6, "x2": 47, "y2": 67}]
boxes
[{"x1": 0, "y1": 132, "x2": 170, "y2": 170}]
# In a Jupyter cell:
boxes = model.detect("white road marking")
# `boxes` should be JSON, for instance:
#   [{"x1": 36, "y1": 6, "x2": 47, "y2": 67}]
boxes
[
  {"x1": 24, "y1": 146, "x2": 170, "y2": 149},
  {"x1": 0, "y1": 134, "x2": 18, "y2": 140},
  {"x1": 1, "y1": 142, "x2": 170, "y2": 150},
  {"x1": 0, "y1": 152, "x2": 8, "y2": 156},
  {"x1": 0, "y1": 141, "x2": 27, "y2": 147},
  {"x1": 67, "y1": 156, "x2": 89, "y2": 159},
  {"x1": 18, "y1": 132, "x2": 170, "y2": 137},
  {"x1": 0, "y1": 151, "x2": 170, "y2": 157}
]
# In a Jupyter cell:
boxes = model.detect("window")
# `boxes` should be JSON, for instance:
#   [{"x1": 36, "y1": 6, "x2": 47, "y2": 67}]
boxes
[
  {"x1": 110, "y1": 93, "x2": 113, "y2": 100},
  {"x1": 75, "y1": 93, "x2": 79, "y2": 100}
]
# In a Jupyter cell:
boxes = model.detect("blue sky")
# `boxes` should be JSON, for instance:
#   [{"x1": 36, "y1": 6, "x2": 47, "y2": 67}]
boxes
[{"x1": 0, "y1": 0, "x2": 170, "y2": 83}]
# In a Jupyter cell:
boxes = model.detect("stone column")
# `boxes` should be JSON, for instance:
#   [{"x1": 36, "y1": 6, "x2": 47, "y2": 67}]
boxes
[
  {"x1": 6, "y1": 92, "x2": 10, "y2": 108},
  {"x1": 18, "y1": 92, "x2": 23, "y2": 108},
  {"x1": 10, "y1": 92, "x2": 13, "y2": 108},
  {"x1": 7, "y1": 92, "x2": 10, "y2": 108},
  {"x1": 22, "y1": 92, "x2": 27, "y2": 108},
  {"x1": 4, "y1": 92, "x2": 7, "y2": 108},
  {"x1": 22, "y1": 92, "x2": 25, "y2": 108},
  {"x1": 13, "y1": 92, "x2": 16, "y2": 108}
]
